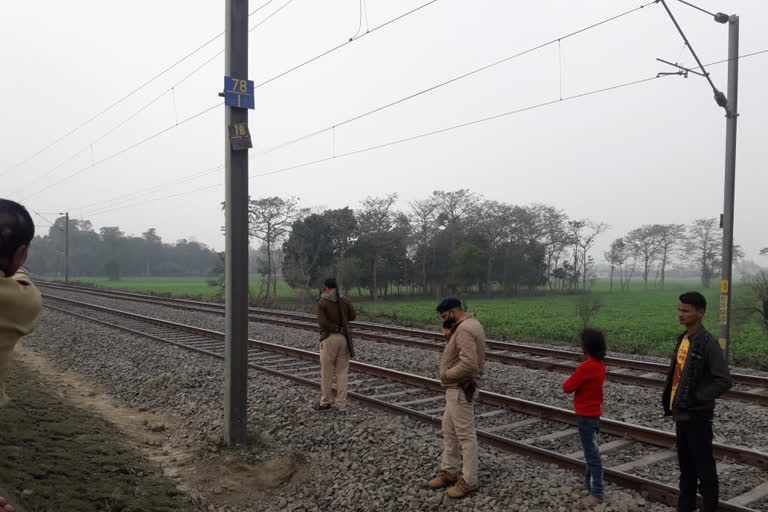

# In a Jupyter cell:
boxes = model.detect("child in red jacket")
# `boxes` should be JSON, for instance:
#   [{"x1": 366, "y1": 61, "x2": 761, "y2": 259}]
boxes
[{"x1": 562, "y1": 328, "x2": 607, "y2": 507}]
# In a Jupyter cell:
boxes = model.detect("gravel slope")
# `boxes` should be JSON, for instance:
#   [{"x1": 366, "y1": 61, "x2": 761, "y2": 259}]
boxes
[
  {"x1": 41, "y1": 289, "x2": 768, "y2": 453},
  {"x1": 20, "y1": 307, "x2": 678, "y2": 512}
]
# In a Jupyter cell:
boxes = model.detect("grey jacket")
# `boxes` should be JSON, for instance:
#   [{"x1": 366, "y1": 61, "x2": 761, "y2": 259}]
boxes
[{"x1": 662, "y1": 327, "x2": 732, "y2": 421}]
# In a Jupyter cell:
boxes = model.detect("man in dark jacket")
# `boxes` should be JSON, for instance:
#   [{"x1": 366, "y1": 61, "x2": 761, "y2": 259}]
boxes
[
  {"x1": 662, "y1": 291, "x2": 732, "y2": 512},
  {"x1": 312, "y1": 278, "x2": 356, "y2": 413}
]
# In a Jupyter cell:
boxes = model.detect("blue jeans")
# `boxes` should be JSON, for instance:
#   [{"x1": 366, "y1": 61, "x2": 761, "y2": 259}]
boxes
[{"x1": 578, "y1": 416, "x2": 603, "y2": 500}]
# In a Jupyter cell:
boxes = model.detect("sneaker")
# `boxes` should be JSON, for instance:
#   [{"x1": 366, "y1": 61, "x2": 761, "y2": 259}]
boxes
[
  {"x1": 335, "y1": 407, "x2": 347, "y2": 415},
  {"x1": 580, "y1": 495, "x2": 603, "y2": 507},
  {"x1": 311, "y1": 403, "x2": 332, "y2": 412},
  {"x1": 446, "y1": 478, "x2": 477, "y2": 499},
  {"x1": 427, "y1": 470, "x2": 459, "y2": 489}
]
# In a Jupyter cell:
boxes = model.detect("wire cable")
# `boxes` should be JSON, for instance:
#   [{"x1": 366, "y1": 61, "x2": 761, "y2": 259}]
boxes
[
  {"x1": 82, "y1": 44, "x2": 766, "y2": 220},
  {"x1": 253, "y1": 0, "x2": 442, "y2": 90},
  {"x1": 658, "y1": 0, "x2": 724, "y2": 106},
  {"x1": 80, "y1": 164, "x2": 224, "y2": 215},
  {"x1": 30, "y1": 210, "x2": 61, "y2": 230},
  {"x1": 8, "y1": 0, "x2": 292, "y2": 196},
  {"x1": 250, "y1": 0, "x2": 657, "y2": 158},
  {"x1": 0, "y1": 0, "x2": 274, "y2": 180},
  {"x1": 249, "y1": 75, "x2": 668, "y2": 181},
  {"x1": 23, "y1": 102, "x2": 223, "y2": 201}
]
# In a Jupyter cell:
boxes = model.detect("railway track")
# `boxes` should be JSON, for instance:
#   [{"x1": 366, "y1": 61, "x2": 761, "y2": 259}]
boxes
[
  {"x1": 42, "y1": 293, "x2": 768, "y2": 510},
  {"x1": 39, "y1": 282, "x2": 768, "y2": 406}
]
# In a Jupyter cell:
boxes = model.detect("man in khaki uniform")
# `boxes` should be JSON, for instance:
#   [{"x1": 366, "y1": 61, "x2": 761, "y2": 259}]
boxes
[
  {"x1": 428, "y1": 297, "x2": 485, "y2": 498},
  {"x1": 312, "y1": 278, "x2": 356, "y2": 413},
  {"x1": 0, "y1": 199, "x2": 42, "y2": 407}
]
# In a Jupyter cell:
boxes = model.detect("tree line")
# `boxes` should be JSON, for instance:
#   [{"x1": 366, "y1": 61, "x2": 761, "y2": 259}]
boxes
[
  {"x1": 26, "y1": 217, "x2": 219, "y2": 279},
  {"x1": 245, "y1": 190, "x2": 757, "y2": 300},
  {"x1": 605, "y1": 219, "x2": 746, "y2": 292}
]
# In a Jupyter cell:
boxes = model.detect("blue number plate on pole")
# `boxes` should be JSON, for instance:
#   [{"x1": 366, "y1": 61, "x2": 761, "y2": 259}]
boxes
[{"x1": 224, "y1": 76, "x2": 255, "y2": 109}]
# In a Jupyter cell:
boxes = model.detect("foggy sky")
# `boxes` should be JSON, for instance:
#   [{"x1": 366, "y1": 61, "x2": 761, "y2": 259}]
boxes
[{"x1": 2, "y1": 0, "x2": 767, "y2": 261}]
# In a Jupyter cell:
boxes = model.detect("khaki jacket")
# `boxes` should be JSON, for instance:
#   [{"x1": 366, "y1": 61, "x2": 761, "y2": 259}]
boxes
[
  {"x1": 317, "y1": 290, "x2": 356, "y2": 340},
  {"x1": 0, "y1": 268, "x2": 42, "y2": 405},
  {"x1": 439, "y1": 313, "x2": 485, "y2": 389}
]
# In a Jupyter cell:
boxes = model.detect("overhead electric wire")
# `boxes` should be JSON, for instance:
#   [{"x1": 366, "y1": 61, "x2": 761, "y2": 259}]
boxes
[
  {"x1": 79, "y1": 163, "x2": 224, "y2": 214},
  {"x1": 249, "y1": 75, "x2": 669, "y2": 180},
  {"x1": 30, "y1": 210, "x2": 60, "y2": 229},
  {"x1": 73, "y1": 11, "x2": 768, "y2": 218},
  {"x1": 85, "y1": 72, "x2": 675, "y2": 218},
  {"x1": 88, "y1": 181, "x2": 224, "y2": 218},
  {"x1": 252, "y1": 0, "x2": 442, "y2": 90},
  {"x1": 0, "y1": 0, "x2": 275, "y2": 180},
  {"x1": 10, "y1": 0, "x2": 436, "y2": 199},
  {"x1": 250, "y1": 0, "x2": 658, "y2": 157},
  {"x1": 22, "y1": 102, "x2": 224, "y2": 201},
  {"x1": 9, "y1": 0, "x2": 291, "y2": 197},
  {"x1": 80, "y1": 41, "x2": 768, "y2": 218}
]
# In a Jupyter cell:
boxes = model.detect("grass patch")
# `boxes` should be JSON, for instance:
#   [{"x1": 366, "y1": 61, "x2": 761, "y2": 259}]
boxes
[
  {"x1": 0, "y1": 363, "x2": 192, "y2": 512},
  {"x1": 356, "y1": 280, "x2": 768, "y2": 366},
  {"x1": 56, "y1": 277, "x2": 768, "y2": 365}
]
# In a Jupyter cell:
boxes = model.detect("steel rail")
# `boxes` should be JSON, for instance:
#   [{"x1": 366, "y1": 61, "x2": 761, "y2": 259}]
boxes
[
  {"x1": 38, "y1": 283, "x2": 768, "y2": 399},
  {"x1": 42, "y1": 294, "x2": 768, "y2": 471},
  {"x1": 42, "y1": 298, "x2": 763, "y2": 511}
]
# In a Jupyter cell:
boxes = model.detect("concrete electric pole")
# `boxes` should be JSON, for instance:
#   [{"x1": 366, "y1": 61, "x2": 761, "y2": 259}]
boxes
[
  {"x1": 223, "y1": 0, "x2": 253, "y2": 445},
  {"x1": 658, "y1": 1, "x2": 739, "y2": 360},
  {"x1": 59, "y1": 211, "x2": 69, "y2": 283}
]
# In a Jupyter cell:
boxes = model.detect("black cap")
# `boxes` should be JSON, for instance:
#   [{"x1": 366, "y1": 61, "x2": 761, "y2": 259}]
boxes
[
  {"x1": 324, "y1": 277, "x2": 338, "y2": 289},
  {"x1": 436, "y1": 297, "x2": 462, "y2": 313}
]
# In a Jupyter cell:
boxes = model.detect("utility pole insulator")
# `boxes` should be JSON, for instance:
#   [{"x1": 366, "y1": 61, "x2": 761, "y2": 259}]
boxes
[
  {"x1": 714, "y1": 90, "x2": 728, "y2": 109},
  {"x1": 714, "y1": 13, "x2": 729, "y2": 24}
]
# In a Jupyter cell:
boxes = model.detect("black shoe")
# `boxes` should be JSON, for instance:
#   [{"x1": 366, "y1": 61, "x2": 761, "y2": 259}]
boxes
[{"x1": 311, "y1": 403, "x2": 332, "y2": 412}]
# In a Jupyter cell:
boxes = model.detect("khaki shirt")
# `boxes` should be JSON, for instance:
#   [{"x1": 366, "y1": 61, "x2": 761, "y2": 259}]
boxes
[
  {"x1": 0, "y1": 268, "x2": 42, "y2": 405},
  {"x1": 439, "y1": 313, "x2": 486, "y2": 388}
]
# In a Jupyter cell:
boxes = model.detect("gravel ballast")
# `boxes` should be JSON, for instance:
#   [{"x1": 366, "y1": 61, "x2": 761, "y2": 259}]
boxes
[
  {"x1": 41, "y1": 288, "x2": 768, "y2": 454},
  {"x1": 20, "y1": 306, "x2": 679, "y2": 512}
]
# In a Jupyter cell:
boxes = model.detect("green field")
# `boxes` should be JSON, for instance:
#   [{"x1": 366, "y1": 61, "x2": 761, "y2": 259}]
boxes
[
  {"x1": 357, "y1": 281, "x2": 767, "y2": 366},
  {"x1": 59, "y1": 276, "x2": 767, "y2": 366}
]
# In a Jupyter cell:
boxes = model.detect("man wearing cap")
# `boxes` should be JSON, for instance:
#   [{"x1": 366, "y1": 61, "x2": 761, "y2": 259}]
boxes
[
  {"x1": 312, "y1": 277, "x2": 356, "y2": 413},
  {"x1": 428, "y1": 297, "x2": 486, "y2": 498}
]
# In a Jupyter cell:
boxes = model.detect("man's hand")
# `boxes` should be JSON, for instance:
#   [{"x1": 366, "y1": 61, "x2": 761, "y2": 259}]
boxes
[{"x1": 0, "y1": 492, "x2": 20, "y2": 512}]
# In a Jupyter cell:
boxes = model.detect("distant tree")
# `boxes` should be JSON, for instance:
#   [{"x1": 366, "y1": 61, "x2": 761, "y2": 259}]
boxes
[
  {"x1": 685, "y1": 218, "x2": 722, "y2": 288},
  {"x1": 100, "y1": 227, "x2": 124, "y2": 281},
  {"x1": 472, "y1": 200, "x2": 511, "y2": 297},
  {"x1": 537, "y1": 205, "x2": 570, "y2": 290},
  {"x1": 579, "y1": 222, "x2": 608, "y2": 289},
  {"x1": 356, "y1": 194, "x2": 399, "y2": 301},
  {"x1": 735, "y1": 270, "x2": 768, "y2": 339},
  {"x1": 142, "y1": 227, "x2": 162, "y2": 276},
  {"x1": 566, "y1": 220, "x2": 587, "y2": 289},
  {"x1": 624, "y1": 225, "x2": 662, "y2": 291},
  {"x1": 409, "y1": 197, "x2": 438, "y2": 294},
  {"x1": 248, "y1": 196, "x2": 298, "y2": 299},
  {"x1": 452, "y1": 243, "x2": 486, "y2": 291},
  {"x1": 761, "y1": 247, "x2": 768, "y2": 257},
  {"x1": 604, "y1": 238, "x2": 627, "y2": 292},
  {"x1": 565, "y1": 220, "x2": 606, "y2": 289},
  {"x1": 282, "y1": 208, "x2": 356, "y2": 297},
  {"x1": 654, "y1": 224, "x2": 687, "y2": 290}
]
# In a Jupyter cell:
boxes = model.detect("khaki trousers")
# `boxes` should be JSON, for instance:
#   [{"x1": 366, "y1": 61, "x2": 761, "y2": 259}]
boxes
[
  {"x1": 0, "y1": 347, "x2": 12, "y2": 407},
  {"x1": 319, "y1": 334, "x2": 349, "y2": 410},
  {"x1": 439, "y1": 387, "x2": 479, "y2": 486}
]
